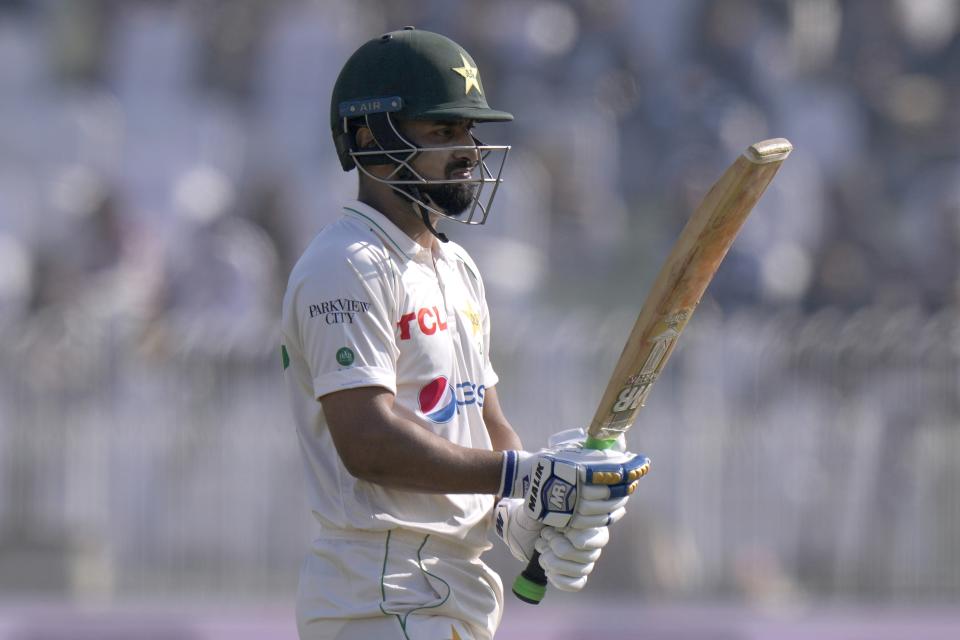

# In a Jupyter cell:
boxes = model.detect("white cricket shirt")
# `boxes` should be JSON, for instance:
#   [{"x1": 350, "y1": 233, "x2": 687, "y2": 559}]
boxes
[{"x1": 281, "y1": 201, "x2": 498, "y2": 549}]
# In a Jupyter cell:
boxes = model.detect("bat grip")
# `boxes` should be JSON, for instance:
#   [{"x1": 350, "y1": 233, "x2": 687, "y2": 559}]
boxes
[{"x1": 512, "y1": 551, "x2": 548, "y2": 604}]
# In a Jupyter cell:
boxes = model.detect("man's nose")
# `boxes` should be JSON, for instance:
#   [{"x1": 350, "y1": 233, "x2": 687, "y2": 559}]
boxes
[{"x1": 452, "y1": 132, "x2": 480, "y2": 164}]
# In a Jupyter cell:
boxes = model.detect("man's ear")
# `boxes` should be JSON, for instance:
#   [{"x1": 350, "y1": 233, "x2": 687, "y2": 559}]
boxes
[{"x1": 355, "y1": 126, "x2": 376, "y2": 150}]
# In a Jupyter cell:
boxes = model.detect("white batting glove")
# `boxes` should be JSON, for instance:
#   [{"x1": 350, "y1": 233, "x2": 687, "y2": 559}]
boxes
[
  {"x1": 493, "y1": 498, "x2": 543, "y2": 563},
  {"x1": 494, "y1": 498, "x2": 615, "y2": 592},
  {"x1": 498, "y1": 447, "x2": 650, "y2": 527},
  {"x1": 536, "y1": 526, "x2": 610, "y2": 592}
]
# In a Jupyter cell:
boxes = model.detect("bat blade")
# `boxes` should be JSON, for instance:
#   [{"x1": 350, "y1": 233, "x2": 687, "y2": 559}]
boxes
[
  {"x1": 586, "y1": 137, "x2": 793, "y2": 444},
  {"x1": 512, "y1": 138, "x2": 792, "y2": 605}
]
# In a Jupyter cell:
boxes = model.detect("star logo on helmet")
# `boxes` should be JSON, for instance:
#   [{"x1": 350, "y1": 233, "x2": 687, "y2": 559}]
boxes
[{"x1": 452, "y1": 52, "x2": 482, "y2": 96}]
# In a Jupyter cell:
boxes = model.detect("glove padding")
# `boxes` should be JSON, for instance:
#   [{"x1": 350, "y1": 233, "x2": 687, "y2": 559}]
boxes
[
  {"x1": 499, "y1": 445, "x2": 650, "y2": 527},
  {"x1": 493, "y1": 498, "x2": 543, "y2": 563},
  {"x1": 536, "y1": 526, "x2": 610, "y2": 592}
]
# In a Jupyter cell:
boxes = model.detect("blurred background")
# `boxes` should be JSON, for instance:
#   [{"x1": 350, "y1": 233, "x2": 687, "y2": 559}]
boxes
[{"x1": 1, "y1": 0, "x2": 959, "y2": 638}]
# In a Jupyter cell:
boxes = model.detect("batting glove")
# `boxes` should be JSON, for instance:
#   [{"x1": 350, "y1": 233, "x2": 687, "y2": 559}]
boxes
[
  {"x1": 493, "y1": 497, "x2": 543, "y2": 563},
  {"x1": 536, "y1": 526, "x2": 609, "y2": 592},
  {"x1": 493, "y1": 497, "x2": 615, "y2": 593},
  {"x1": 498, "y1": 446, "x2": 650, "y2": 527}
]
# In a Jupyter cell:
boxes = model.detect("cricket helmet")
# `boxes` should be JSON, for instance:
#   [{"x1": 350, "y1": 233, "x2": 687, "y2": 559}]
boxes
[{"x1": 330, "y1": 27, "x2": 512, "y2": 233}]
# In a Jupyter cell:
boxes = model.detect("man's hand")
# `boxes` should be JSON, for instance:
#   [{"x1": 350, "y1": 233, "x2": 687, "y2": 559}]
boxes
[
  {"x1": 536, "y1": 526, "x2": 609, "y2": 592},
  {"x1": 503, "y1": 429, "x2": 651, "y2": 602},
  {"x1": 493, "y1": 498, "x2": 613, "y2": 593},
  {"x1": 493, "y1": 498, "x2": 543, "y2": 563},
  {"x1": 498, "y1": 446, "x2": 650, "y2": 527}
]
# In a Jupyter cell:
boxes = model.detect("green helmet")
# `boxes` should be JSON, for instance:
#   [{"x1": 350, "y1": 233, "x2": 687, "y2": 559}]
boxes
[{"x1": 330, "y1": 27, "x2": 513, "y2": 234}]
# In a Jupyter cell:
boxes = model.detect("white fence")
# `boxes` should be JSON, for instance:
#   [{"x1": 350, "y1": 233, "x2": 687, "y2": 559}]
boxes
[{"x1": 0, "y1": 304, "x2": 957, "y2": 601}]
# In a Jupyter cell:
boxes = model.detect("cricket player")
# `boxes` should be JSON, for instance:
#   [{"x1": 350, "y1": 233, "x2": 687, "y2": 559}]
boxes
[{"x1": 281, "y1": 28, "x2": 649, "y2": 640}]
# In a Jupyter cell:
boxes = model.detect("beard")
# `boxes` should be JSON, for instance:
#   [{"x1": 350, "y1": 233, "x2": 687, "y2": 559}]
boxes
[
  {"x1": 419, "y1": 181, "x2": 478, "y2": 216},
  {"x1": 396, "y1": 162, "x2": 479, "y2": 216}
]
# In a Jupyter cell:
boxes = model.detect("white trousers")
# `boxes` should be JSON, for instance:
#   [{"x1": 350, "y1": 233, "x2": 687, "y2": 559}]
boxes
[{"x1": 296, "y1": 528, "x2": 503, "y2": 640}]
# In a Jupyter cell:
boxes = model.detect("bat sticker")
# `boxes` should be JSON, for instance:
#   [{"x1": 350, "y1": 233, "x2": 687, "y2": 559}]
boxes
[{"x1": 605, "y1": 309, "x2": 691, "y2": 426}]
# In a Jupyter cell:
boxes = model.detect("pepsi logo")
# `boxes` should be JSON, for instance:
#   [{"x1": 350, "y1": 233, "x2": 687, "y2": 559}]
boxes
[{"x1": 419, "y1": 376, "x2": 457, "y2": 423}]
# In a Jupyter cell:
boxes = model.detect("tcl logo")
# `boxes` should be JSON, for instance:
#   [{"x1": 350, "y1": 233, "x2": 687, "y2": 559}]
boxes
[{"x1": 398, "y1": 306, "x2": 448, "y2": 340}]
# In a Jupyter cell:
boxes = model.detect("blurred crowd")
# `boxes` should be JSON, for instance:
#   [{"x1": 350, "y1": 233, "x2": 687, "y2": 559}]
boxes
[
  {"x1": 0, "y1": 0, "x2": 958, "y2": 337},
  {"x1": 1, "y1": 0, "x2": 959, "y2": 603}
]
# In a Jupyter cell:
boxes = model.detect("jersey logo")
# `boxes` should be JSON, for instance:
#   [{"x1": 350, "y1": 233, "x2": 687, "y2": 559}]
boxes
[
  {"x1": 419, "y1": 376, "x2": 457, "y2": 423},
  {"x1": 308, "y1": 298, "x2": 371, "y2": 325},
  {"x1": 398, "y1": 306, "x2": 448, "y2": 340},
  {"x1": 462, "y1": 304, "x2": 481, "y2": 337}
]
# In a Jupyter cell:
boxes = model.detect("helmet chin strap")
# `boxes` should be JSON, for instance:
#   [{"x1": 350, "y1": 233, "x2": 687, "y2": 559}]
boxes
[{"x1": 407, "y1": 187, "x2": 449, "y2": 243}]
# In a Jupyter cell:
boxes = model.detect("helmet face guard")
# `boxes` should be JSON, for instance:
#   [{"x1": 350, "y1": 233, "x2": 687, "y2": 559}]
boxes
[
  {"x1": 330, "y1": 29, "x2": 514, "y2": 229},
  {"x1": 341, "y1": 108, "x2": 510, "y2": 226}
]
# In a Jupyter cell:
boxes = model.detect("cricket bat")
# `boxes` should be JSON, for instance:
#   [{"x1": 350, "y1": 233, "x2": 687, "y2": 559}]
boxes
[{"x1": 512, "y1": 138, "x2": 793, "y2": 604}]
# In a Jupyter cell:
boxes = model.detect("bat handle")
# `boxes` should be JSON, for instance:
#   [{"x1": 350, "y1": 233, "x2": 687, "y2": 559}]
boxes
[{"x1": 512, "y1": 551, "x2": 548, "y2": 604}]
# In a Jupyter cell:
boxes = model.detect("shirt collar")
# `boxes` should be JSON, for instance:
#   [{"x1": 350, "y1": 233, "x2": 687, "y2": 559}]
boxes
[{"x1": 342, "y1": 201, "x2": 423, "y2": 261}]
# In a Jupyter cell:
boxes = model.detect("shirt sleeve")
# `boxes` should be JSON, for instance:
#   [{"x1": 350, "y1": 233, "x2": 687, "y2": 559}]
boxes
[
  {"x1": 481, "y1": 293, "x2": 499, "y2": 389},
  {"x1": 472, "y1": 257, "x2": 499, "y2": 389},
  {"x1": 290, "y1": 245, "x2": 399, "y2": 399}
]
